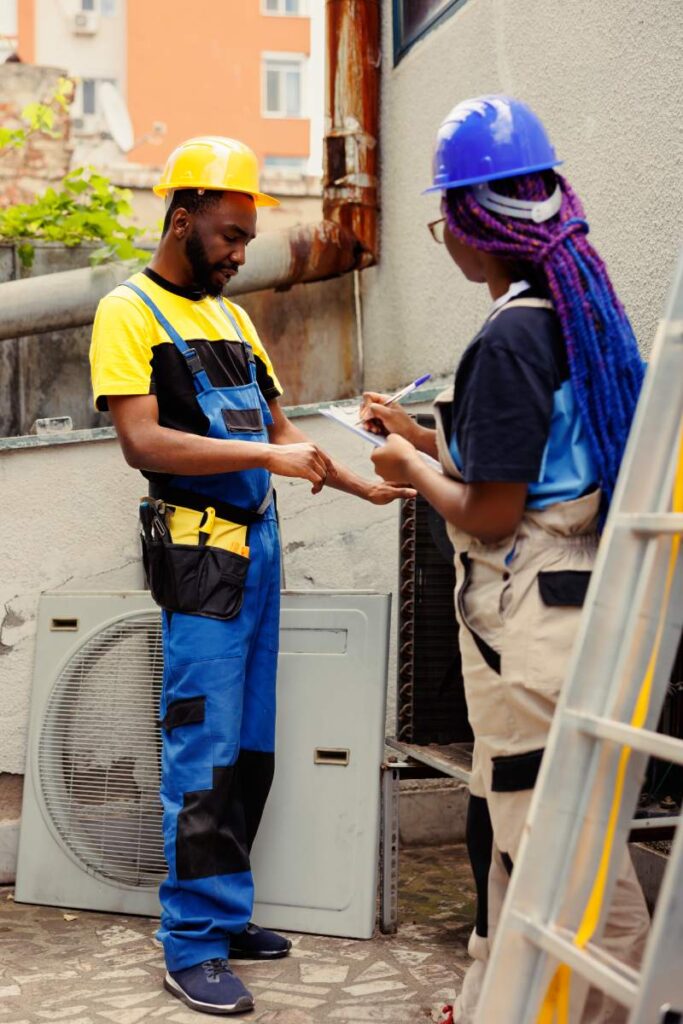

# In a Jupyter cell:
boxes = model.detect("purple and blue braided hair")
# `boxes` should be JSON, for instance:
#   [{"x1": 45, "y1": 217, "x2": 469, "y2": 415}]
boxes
[{"x1": 445, "y1": 173, "x2": 645, "y2": 516}]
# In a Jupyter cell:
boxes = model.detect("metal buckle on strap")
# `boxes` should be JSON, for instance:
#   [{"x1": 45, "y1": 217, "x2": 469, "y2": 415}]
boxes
[
  {"x1": 243, "y1": 342, "x2": 256, "y2": 365},
  {"x1": 183, "y1": 348, "x2": 203, "y2": 375}
]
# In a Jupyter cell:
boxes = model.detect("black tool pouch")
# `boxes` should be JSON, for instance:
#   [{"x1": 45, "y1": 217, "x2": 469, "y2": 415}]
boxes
[{"x1": 139, "y1": 499, "x2": 250, "y2": 621}]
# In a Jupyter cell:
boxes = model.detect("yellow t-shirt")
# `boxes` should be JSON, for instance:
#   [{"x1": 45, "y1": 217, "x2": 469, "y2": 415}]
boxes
[{"x1": 89, "y1": 269, "x2": 282, "y2": 427}]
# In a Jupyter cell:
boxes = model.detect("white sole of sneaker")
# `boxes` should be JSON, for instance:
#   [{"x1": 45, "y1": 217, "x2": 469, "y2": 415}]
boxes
[{"x1": 164, "y1": 973, "x2": 254, "y2": 1015}]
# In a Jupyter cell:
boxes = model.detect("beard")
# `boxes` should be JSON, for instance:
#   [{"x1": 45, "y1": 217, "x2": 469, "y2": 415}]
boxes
[{"x1": 185, "y1": 228, "x2": 233, "y2": 297}]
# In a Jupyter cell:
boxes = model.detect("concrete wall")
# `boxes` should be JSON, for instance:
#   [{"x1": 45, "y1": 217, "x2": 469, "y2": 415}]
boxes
[
  {"x1": 0, "y1": 403, "x2": 433, "y2": 839},
  {"x1": 0, "y1": 242, "x2": 110, "y2": 437},
  {"x1": 360, "y1": 0, "x2": 683, "y2": 391}
]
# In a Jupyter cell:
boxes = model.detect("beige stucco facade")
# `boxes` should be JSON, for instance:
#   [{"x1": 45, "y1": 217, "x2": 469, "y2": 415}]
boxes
[{"x1": 360, "y1": 0, "x2": 683, "y2": 391}]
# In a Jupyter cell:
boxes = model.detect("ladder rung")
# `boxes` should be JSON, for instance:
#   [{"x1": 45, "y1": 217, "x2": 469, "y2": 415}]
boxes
[
  {"x1": 511, "y1": 912, "x2": 640, "y2": 1008},
  {"x1": 566, "y1": 710, "x2": 683, "y2": 766},
  {"x1": 614, "y1": 512, "x2": 683, "y2": 535}
]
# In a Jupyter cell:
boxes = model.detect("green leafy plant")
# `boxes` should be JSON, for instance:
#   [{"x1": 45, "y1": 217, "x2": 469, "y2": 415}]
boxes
[
  {"x1": 0, "y1": 167, "x2": 148, "y2": 268},
  {"x1": 0, "y1": 79, "x2": 148, "y2": 268}
]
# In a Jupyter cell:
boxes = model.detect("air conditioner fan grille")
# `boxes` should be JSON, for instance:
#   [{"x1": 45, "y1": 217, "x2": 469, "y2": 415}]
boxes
[{"x1": 38, "y1": 612, "x2": 166, "y2": 887}]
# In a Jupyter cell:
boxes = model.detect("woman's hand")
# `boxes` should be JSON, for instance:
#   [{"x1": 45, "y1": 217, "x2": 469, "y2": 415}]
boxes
[
  {"x1": 371, "y1": 434, "x2": 420, "y2": 484},
  {"x1": 359, "y1": 391, "x2": 419, "y2": 441}
]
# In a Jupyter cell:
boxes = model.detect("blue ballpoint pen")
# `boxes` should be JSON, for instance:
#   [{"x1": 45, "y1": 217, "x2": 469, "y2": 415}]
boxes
[{"x1": 357, "y1": 373, "x2": 432, "y2": 424}]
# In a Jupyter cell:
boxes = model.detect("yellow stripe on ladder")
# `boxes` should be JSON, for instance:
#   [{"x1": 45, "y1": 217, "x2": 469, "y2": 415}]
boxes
[{"x1": 538, "y1": 425, "x2": 683, "y2": 1024}]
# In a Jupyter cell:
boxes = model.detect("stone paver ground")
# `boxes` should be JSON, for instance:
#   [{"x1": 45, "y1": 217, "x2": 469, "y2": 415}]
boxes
[{"x1": 0, "y1": 844, "x2": 475, "y2": 1024}]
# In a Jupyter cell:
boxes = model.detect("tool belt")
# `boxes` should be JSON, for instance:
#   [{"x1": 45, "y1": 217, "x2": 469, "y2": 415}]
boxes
[
  {"x1": 139, "y1": 491, "x2": 269, "y2": 621},
  {"x1": 150, "y1": 483, "x2": 273, "y2": 526}
]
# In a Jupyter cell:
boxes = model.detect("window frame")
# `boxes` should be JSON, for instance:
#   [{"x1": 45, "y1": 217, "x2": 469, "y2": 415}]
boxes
[
  {"x1": 71, "y1": 76, "x2": 117, "y2": 132},
  {"x1": 392, "y1": 0, "x2": 468, "y2": 65},
  {"x1": 261, "y1": 53, "x2": 307, "y2": 119},
  {"x1": 262, "y1": 0, "x2": 305, "y2": 16}
]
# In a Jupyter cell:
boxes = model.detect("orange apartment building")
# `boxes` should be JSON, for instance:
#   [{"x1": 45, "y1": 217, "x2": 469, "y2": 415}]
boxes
[{"x1": 14, "y1": 0, "x2": 323, "y2": 176}]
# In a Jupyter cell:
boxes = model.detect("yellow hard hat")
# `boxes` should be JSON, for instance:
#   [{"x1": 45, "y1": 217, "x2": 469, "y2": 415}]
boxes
[{"x1": 153, "y1": 136, "x2": 279, "y2": 207}]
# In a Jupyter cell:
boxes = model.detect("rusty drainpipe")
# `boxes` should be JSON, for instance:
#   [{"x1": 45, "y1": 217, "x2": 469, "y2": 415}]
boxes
[
  {"x1": 269, "y1": 0, "x2": 380, "y2": 288},
  {"x1": 0, "y1": 0, "x2": 379, "y2": 339},
  {"x1": 323, "y1": 0, "x2": 379, "y2": 269}
]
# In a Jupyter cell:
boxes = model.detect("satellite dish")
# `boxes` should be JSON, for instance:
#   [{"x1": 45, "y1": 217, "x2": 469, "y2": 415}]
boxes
[{"x1": 100, "y1": 82, "x2": 134, "y2": 153}]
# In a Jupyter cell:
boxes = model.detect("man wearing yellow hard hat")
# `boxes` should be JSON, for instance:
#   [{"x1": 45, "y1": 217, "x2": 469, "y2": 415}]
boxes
[{"x1": 89, "y1": 136, "x2": 412, "y2": 1016}]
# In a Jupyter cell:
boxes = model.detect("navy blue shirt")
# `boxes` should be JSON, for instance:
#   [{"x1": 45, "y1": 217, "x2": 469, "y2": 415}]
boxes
[{"x1": 444, "y1": 286, "x2": 597, "y2": 509}]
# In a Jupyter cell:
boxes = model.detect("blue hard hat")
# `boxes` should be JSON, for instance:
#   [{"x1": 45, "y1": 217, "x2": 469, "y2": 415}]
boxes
[{"x1": 423, "y1": 94, "x2": 562, "y2": 193}]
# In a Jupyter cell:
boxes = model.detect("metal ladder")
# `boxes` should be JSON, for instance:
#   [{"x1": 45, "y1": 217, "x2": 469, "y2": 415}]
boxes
[{"x1": 475, "y1": 250, "x2": 683, "y2": 1024}]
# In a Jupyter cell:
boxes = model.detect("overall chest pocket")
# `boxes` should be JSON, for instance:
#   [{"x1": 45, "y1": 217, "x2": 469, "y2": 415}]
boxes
[{"x1": 221, "y1": 407, "x2": 264, "y2": 434}]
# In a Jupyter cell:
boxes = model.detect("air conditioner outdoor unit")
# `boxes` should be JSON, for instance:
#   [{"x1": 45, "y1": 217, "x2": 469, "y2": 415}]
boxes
[
  {"x1": 72, "y1": 11, "x2": 99, "y2": 34},
  {"x1": 16, "y1": 589, "x2": 390, "y2": 939}
]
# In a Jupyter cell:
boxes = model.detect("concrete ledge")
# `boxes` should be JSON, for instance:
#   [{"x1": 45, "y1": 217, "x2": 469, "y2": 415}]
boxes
[{"x1": 0, "y1": 386, "x2": 446, "y2": 451}]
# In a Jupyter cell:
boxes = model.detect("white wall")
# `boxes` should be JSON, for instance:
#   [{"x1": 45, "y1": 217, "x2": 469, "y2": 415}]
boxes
[
  {"x1": 35, "y1": 0, "x2": 127, "y2": 105},
  {"x1": 361, "y1": 0, "x2": 683, "y2": 391},
  {"x1": 0, "y1": 409, "x2": 431, "y2": 775}
]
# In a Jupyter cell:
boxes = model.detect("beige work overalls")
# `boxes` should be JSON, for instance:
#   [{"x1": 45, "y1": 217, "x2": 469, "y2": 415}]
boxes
[{"x1": 434, "y1": 299, "x2": 649, "y2": 1024}]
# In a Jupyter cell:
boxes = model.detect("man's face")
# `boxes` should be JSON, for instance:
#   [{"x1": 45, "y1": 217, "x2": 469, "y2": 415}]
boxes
[{"x1": 185, "y1": 192, "x2": 257, "y2": 297}]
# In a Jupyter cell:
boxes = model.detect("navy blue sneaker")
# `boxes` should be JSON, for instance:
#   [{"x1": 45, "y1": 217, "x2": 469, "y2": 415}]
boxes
[
  {"x1": 164, "y1": 958, "x2": 254, "y2": 1015},
  {"x1": 229, "y1": 923, "x2": 292, "y2": 960}
]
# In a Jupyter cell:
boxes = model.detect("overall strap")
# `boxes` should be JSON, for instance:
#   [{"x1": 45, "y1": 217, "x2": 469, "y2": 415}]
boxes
[
  {"x1": 122, "y1": 281, "x2": 213, "y2": 393},
  {"x1": 217, "y1": 296, "x2": 258, "y2": 384}
]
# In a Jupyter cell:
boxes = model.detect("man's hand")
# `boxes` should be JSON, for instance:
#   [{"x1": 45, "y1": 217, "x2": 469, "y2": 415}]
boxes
[
  {"x1": 267, "y1": 396, "x2": 415, "y2": 501},
  {"x1": 371, "y1": 434, "x2": 420, "y2": 484},
  {"x1": 364, "y1": 480, "x2": 417, "y2": 504},
  {"x1": 266, "y1": 442, "x2": 334, "y2": 493}
]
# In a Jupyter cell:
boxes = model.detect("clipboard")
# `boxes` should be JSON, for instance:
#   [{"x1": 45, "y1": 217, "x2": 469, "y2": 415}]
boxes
[{"x1": 320, "y1": 405, "x2": 443, "y2": 474}]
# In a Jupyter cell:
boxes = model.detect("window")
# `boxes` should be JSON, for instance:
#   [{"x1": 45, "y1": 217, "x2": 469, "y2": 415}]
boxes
[
  {"x1": 263, "y1": 56, "x2": 305, "y2": 118},
  {"x1": 82, "y1": 78, "x2": 96, "y2": 116},
  {"x1": 393, "y1": 0, "x2": 467, "y2": 63},
  {"x1": 81, "y1": 0, "x2": 96, "y2": 10},
  {"x1": 72, "y1": 77, "x2": 116, "y2": 131},
  {"x1": 263, "y1": 0, "x2": 304, "y2": 14}
]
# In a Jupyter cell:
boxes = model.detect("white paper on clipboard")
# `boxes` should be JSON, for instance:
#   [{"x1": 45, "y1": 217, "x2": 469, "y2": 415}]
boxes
[{"x1": 320, "y1": 405, "x2": 443, "y2": 473}]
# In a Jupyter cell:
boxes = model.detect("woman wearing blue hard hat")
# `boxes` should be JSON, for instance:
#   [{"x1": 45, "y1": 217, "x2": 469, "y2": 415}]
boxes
[{"x1": 365, "y1": 96, "x2": 650, "y2": 1023}]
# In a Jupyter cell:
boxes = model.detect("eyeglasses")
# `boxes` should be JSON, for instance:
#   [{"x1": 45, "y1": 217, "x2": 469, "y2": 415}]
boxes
[{"x1": 428, "y1": 217, "x2": 447, "y2": 244}]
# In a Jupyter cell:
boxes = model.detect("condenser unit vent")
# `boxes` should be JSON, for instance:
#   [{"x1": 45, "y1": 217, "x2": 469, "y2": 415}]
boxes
[
  {"x1": 72, "y1": 11, "x2": 99, "y2": 34},
  {"x1": 38, "y1": 612, "x2": 164, "y2": 887},
  {"x1": 17, "y1": 589, "x2": 390, "y2": 939}
]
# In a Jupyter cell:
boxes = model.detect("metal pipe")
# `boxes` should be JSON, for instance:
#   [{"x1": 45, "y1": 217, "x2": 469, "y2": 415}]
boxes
[
  {"x1": 323, "y1": 0, "x2": 380, "y2": 265},
  {"x1": 0, "y1": 221, "x2": 363, "y2": 341}
]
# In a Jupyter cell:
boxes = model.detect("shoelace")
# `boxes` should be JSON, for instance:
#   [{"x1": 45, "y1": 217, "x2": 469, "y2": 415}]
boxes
[
  {"x1": 202, "y1": 958, "x2": 232, "y2": 982},
  {"x1": 438, "y1": 1005, "x2": 454, "y2": 1024}
]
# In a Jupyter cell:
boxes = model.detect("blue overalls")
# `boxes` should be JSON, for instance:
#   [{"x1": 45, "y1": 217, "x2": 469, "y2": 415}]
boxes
[{"x1": 124, "y1": 282, "x2": 281, "y2": 972}]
